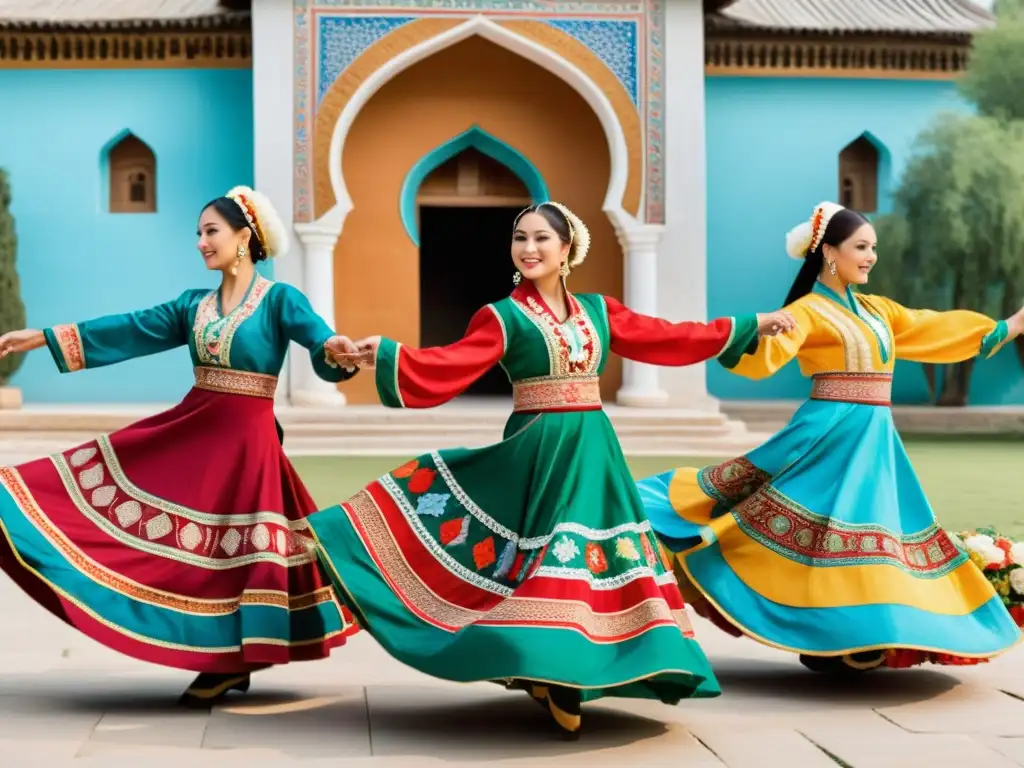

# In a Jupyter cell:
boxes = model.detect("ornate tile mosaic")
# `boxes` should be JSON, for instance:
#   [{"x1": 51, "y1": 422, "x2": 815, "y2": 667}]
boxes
[
  {"x1": 294, "y1": 0, "x2": 665, "y2": 224},
  {"x1": 317, "y1": 15, "x2": 416, "y2": 104},
  {"x1": 547, "y1": 19, "x2": 638, "y2": 105}
]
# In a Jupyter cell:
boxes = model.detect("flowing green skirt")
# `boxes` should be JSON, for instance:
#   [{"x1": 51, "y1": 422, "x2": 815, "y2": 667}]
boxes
[{"x1": 308, "y1": 409, "x2": 720, "y2": 704}]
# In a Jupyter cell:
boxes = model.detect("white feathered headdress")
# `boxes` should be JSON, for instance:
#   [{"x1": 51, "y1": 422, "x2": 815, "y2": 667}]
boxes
[
  {"x1": 785, "y1": 201, "x2": 845, "y2": 260},
  {"x1": 541, "y1": 201, "x2": 591, "y2": 268},
  {"x1": 226, "y1": 185, "x2": 289, "y2": 258}
]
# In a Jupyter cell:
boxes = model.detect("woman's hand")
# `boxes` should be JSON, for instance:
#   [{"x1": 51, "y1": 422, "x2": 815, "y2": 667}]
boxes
[
  {"x1": 324, "y1": 335, "x2": 360, "y2": 369},
  {"x1": 351, "y1": 336, "x2": 381, "y2": 370},
  {"x1": 1009, "y1": 305, "x2": 1024, "y2": 339},
  {"x1": 0, "y1": 329, "x2": 45, "y2": 359},
  {"x1": 756, "y1": 311, "x2": 797, "y2": 337}
]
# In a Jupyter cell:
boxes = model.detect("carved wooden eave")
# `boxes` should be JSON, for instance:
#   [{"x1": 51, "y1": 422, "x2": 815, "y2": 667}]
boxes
[
  {"x1": 705, "y1": 15, "x2": 976, "y2": 80},
  {"x1": 0, "y1": 5, "x2": 251, "y2": 68}
]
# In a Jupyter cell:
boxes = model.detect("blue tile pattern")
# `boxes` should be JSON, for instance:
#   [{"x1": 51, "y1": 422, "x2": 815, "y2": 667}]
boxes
[
  {"x1": 547, "y1": 19, "x2": 638, "y2": 105},
  {"x1": 317, "y1": 15, "x2": 416, "y2": 104}
]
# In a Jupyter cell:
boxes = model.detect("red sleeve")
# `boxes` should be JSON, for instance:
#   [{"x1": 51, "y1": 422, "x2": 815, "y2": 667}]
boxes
[
  {"x1": 376, "y1": 306, "x2": 505, "y2": 408},
  {"x1": 605, "y1": 296, "x2": 758, "y2": 367}
]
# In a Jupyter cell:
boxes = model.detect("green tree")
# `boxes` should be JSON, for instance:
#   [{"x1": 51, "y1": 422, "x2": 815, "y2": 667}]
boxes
[
  {"x1": 959, "y1": 1, "x2": 1024, "y2": 373},
  {"x1": 869, "y1": 115, "x2": 1024, "y2": 405},
  {"x1": 0, "y1": 169, "x2": 25, "y2": 385}
]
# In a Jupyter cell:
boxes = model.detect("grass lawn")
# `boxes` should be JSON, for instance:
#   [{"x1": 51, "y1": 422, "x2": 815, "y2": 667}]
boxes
[{"x1": 293, "y1": 438, "x2": 1024, "y2": 537}]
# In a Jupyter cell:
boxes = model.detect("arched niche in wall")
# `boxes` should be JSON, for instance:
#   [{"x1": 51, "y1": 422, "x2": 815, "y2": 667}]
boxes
[
  {"x1": 103, "y1": 132, "x2": 157, "y2": 214},
  {"x1": 838, "y1": 133, "x2": 884, "y2": 215}
]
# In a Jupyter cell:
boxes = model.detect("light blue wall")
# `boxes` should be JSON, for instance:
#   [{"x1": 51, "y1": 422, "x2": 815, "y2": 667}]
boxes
[
  {"x1": 0, "y1": 68, "x2": 254, "y2": 403},
  {"x1": 704, "y1": 76, "x2": 1022, "y2": 405}
]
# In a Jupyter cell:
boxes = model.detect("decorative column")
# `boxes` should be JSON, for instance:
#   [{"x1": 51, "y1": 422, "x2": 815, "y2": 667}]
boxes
[
  {"x1": 292, "y1": 221, "x2": 347, "y2": 406},
  {"x1": 615, "y1": 223, "x2": 670, "y2": 407},
  {"x1": 251, "y1": 0, "x2": 296, "y2": 406}
]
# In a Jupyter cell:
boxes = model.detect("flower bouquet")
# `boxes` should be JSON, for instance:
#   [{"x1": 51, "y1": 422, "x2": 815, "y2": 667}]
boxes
[
  {"x1": 956, "y1": 528, "x2": 1024, "y2": 627},
  {"x1": 884, "y1": 527, "x2": 1024, "y2": 669}
]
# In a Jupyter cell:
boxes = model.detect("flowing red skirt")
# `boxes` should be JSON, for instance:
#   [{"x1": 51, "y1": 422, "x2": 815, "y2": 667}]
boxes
[{"x1": 0, "y1": 388, "x2": 357, "y2": 672}]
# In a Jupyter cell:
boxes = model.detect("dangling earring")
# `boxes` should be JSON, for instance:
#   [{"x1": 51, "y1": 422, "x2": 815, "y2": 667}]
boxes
[
  {"x1": 512, "y1": 271, "x2": 522, "y2": 286},
  {"x1": 232, "y1": 244, "x2": 246, "y2": 277},
  {"x1": 828, "y1": 259, "x2": 837, "y2": 276},
  {"x1": 559, "y1": 262, "x2": 570, "y2": 279}
]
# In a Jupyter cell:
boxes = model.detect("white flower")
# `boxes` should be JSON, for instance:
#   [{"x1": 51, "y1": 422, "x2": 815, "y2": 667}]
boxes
[
  {"x1": 1010, "y1": 542, "x2": 1024, "y2": 567},
  {"x1": 1010, "y1": 568, "x2": 1024, "y2": 596},
  {"x1": 552, "y1": 535, "x2": 579, "y2": 564},
  {"x1": 964, "y1": 534, "x2": 995, "y2": 553},
  {"x1": 976, "y1": 543, "x2": 1007, "y2": 569}
]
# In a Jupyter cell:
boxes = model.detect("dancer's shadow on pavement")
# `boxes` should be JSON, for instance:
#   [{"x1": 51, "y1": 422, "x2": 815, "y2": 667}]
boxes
[{"x1": 704, "y1": 656, "x2": 959, "y2": 711}]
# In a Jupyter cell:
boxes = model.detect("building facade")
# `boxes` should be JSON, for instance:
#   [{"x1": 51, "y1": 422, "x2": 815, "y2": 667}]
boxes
[{"x1": 2, "y1": 0, "x2": 1019, "y2": 408}]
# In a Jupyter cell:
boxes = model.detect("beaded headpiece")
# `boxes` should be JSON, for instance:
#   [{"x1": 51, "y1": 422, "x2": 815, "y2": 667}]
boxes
[
  {"x1": 785, "y1": 201, "x2": 845, "y2": 260},
  {"x1": 226, "y1": 186, "x2": 289, "y2": 258}
]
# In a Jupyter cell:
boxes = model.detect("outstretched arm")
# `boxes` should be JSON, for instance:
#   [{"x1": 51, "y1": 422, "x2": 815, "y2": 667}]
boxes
[
  {"x1": 277, "y1": 284, "x2": 358, "y2": 383},
  {"x1": 862, "y1": 296, "x2": 1024, "y2": 363},
  {"x1": 359, "y1": 306, "x2": 506, "y2": 409},
  {"x1": 24, "y1": 292, "x2": 197, "y2": 373},
  {"x1": 605, "y1": 296, "x2": 792, "y2": 369}
]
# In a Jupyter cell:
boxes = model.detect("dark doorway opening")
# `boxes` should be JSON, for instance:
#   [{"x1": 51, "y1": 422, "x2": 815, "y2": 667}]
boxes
[{"x1": 418, "y1": 205, "x2": 520, "y2": 397}]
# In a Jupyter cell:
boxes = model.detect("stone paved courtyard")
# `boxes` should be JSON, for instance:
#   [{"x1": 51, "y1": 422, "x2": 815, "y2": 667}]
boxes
[{"x1": 2, "y1": 572, "x2": 1023, "y2": 768}]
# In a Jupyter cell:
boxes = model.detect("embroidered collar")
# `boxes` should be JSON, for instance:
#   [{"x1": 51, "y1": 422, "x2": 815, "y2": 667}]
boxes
[
  {"x1": 812, "y1": 280, "x2": 862, "y2": 316},
  {"x1": 217, "y1": 270, "x2": 263, "y2": 317},
  {"x1": 512, "y1": 281, "x2": 579, "y2": 324}
]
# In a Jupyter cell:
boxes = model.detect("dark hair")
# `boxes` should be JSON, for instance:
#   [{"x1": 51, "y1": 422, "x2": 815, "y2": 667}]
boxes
[
  {"x1": 202, "y1": 197, "x2": 267, "y2": 263},
  {"x1": 513, "y1": 203, "x2": 579, "y2": 263},
  {"x1": 784, "y1": 208, "x2": 869, "y2": 305}
]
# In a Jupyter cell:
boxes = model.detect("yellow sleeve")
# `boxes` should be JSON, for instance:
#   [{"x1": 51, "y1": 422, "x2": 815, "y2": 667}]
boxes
[
  {"x1": 861, "y1": 295, "x2": 1010, "y2": 364},
  {"x1": 725, "y1": 303, "x2": 812, "y2": 380}
]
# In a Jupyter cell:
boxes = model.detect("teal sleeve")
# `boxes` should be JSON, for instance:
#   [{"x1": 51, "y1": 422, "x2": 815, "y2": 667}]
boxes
[
  {"x1": 277, "y1": 284, "x2": 358, "y2": 383},
  {"x1": 717, "y1": 314, "x2": 760, "y2": 369},
  {"x1": 374, "y1": 337, "x2": 402, "y2": 408},
  {"x1": 980, "y1": 320, "x2": 1010, "y2": 359},
  {"x1": 44, "y1": 292, "x2": 192, "y2": 372}
]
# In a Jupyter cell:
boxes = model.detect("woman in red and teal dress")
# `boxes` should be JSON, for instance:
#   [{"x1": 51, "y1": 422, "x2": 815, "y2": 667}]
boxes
[
  {"x1": 637, "y1": 201, "x2": 1024, "y2": 674},
  {"x1": 311, "y1": 202, "x2": 794, "y2": 738},
  {"x1": 0, "y1": 186, "x2": 360, "y2": 706}
]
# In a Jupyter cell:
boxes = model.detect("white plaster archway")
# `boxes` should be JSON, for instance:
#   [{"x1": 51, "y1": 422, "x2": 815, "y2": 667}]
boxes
[
  {"x1": 321, "y1": 15, "x2": 632, "y2": 234},
  {"x1": 294, "y1": 14, "x2": 669, "y2": 407}
]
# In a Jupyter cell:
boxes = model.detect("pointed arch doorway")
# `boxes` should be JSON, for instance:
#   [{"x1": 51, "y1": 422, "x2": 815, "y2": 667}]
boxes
[
  {"x1": 406, "y1": 127, "x2": 548, "y2": 397},
  {"x1": 331, "y1": 35, "x2": 621, "y2": 406}
]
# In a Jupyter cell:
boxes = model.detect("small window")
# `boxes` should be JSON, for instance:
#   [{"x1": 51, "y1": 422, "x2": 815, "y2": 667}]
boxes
[
  {"x1": 838, "y1": 135, "x2": 879, "y2": 214},
  {"x1": 108, "y1": 134, "x2": 156, "y2": 213}
]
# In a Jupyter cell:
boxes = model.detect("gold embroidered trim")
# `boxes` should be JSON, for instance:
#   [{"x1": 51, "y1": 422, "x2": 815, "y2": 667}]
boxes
[
  {"x1": 0, "y1": 466, "x2": 330, "y2": 616},
  {"x1": 194, "y1": 367, "x2": 278, "y2": 399},
  {"x1": 512, "y1": 376, "x2": 602, "y2": 413},
  {"x1": 193, "y1": 275, "x2": 274, "y2": 368},
  {"x1": 810, "y1": 372, "x2": 893, "y2": 406},
  {"x1": 809, "y1": 296, "x2": 874, "y2": 372},
  {"x1": 51, "y1": 323, "x2": 85, "y2": 372},
  {"x1": 346, "y1": 490, "x2": 690, "y2": 642}
]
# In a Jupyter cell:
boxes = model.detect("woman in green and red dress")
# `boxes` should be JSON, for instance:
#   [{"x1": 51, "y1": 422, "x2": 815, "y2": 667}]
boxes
[
  {"x1": 0, "y1": 186, "x2": 360, "y2": 706},
  {"x1": 311, "y1": 202, "x2": 795, "y2": 738}
]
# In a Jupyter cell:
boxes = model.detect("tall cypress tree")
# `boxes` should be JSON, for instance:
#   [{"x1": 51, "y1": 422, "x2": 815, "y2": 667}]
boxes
[{"x1": 0, "y1": 169, "x2": 26, "y2": 385}]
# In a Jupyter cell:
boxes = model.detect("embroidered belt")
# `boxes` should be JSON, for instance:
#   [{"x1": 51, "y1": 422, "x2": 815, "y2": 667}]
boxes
[
  {"x1": 810, "y1": 372, "x2": 892, "y2": 407},
  {"x1": 512, "y1": 376, "x2": 602, "y2": 413},
  {"x1": 193, "y1": 367, "x2": 278, "y2": 399}
]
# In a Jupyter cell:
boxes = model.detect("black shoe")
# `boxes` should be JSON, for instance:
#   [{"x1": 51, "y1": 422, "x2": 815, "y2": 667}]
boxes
[
  {"x1": 799, "y1": 651, "x2": 885, "y2": 675},
  {"x1": 543, "y1": 684, "x2": 582, "y2": 741},
  {"x1": 178, "y1": 672, "x2": 251, "y2": 708}
]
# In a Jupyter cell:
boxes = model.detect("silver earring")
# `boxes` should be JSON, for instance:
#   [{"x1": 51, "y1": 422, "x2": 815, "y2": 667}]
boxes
[
  {"x1": 828, "y1": 260, "x2": 837, "y2": 276},
  {"x1": 512, "y1": 271, "x2": 522, "y2": 286}
]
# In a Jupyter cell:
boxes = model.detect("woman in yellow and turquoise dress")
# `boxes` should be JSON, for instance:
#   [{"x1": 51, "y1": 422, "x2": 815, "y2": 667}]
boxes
[
  {"x1": 310, "y1": 202, "x2": 795, "y2": 738},
  {"x1": 637, "y1": 201, "x2": 1024, "y2": 674},
  {"x1": 0, "y1": 186, "x2": 360, "y2": 705}
]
